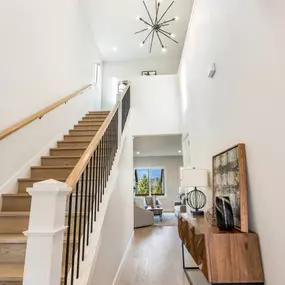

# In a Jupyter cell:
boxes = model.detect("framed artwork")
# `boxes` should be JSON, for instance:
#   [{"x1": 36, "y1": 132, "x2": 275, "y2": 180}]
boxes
[
  {"x1": 141, "y1": 70, "x2": 157, "y2": 76},
  {"x1": 212, "y1": 144, "x2": 248, "y2": 232}
]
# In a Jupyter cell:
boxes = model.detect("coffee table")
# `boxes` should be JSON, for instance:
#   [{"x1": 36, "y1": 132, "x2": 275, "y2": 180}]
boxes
[{"x1": 147, "y1": 206, "x2": 163, "y2": 221}]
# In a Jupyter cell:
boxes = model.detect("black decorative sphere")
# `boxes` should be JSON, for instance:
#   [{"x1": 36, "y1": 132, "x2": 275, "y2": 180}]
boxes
[{"x1": 187, "y1": 188, "x2": 206, "y2": 211}]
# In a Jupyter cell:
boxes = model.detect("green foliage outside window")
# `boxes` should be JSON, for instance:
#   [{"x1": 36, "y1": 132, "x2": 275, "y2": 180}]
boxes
[
  {"x1": 137, "y1": 175, "x2": 149, "y2": 195},
  {"x1": 151, "y1": 178, "x2": 163, "y2": 195}
]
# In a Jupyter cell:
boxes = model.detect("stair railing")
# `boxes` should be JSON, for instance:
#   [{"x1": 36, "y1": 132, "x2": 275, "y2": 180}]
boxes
[
  {"x1": 63, "y1": 84, "x2": 131, "y2": 285},
  {"x1": 0, "y1": 85, "x2": 93, "y2": 140}
]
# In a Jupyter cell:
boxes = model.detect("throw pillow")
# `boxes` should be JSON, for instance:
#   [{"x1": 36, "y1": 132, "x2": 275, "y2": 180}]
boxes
[{"x1": 145, "y1": 196, "x2": 155, "y2": 208}]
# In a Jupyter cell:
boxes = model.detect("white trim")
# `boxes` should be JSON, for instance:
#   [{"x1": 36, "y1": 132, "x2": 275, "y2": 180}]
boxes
[
  {"x1": 112, "y1": 231, "x2": 134, "y2": 285},
  {"x1": 23, "y1": 226, "x2": 67, "y2": 237}
]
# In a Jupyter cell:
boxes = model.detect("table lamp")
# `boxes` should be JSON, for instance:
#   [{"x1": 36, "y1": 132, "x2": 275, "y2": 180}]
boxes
[{"x1": 181, "y1": 167, "x2": 208, "y2": 216}]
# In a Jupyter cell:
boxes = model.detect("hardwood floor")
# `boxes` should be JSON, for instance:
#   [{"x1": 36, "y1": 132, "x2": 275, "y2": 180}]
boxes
[{"x1": 114, "y1": 226, "x2": 209, "y2": 285}]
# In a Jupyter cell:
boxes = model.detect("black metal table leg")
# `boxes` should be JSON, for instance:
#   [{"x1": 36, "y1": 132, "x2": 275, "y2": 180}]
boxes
[{"x1": 181, "y1": 243, "x2": 199, "y2": 285}]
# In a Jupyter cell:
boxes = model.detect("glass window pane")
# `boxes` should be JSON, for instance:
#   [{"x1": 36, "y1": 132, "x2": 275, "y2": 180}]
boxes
[
  {"x1": 135, "y1": 169, "x2": 149, "y2": 195},
  {"x1": 150, "y1": 169, "x2": 164, "y2": 195}
]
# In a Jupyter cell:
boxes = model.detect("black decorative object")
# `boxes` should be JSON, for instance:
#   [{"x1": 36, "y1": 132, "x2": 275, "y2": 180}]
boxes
[
  {"x1": 187, "y1": 187, "x2": 207, "y2": 216},
  {"x1": 135, "y1": 0, "x2": 179, "y2": 53},
  {"x1": 215, "y1": 196, "x2": 234, "y2": 231},
  {"x1": 142, "y1": 70, "x2": 157, "y2": 76}
]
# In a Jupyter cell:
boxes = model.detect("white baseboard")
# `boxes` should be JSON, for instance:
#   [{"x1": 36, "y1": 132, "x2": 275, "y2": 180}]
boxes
[{"x1": 112, "y1": 231, "x2": 134, "y2": 285}]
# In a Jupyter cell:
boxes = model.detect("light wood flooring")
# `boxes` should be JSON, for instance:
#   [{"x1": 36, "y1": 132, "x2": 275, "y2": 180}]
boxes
[{"x1": 114, "y1": 226, "x2": 209, "y2": 285}]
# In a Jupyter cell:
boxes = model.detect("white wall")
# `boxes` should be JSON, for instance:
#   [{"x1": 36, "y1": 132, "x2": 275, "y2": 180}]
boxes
[
  {"x1": 134, "y1": 156, "x2": 183, "y2": 211},
  {"x1": 90, "y1": 134, "x2": 134, "y2": 285},
  {"x1": 178, "y1": 1, "x2": 285, "y2": 284},
  {"x1": 0, "y1": 0, "x2": 102, "y2": 194},
  {"x1": 130, "y1": 75, "x2": 181, "y2": 136},
  {"x1": 102, "y1": 58, "x2": 180, "y2": 109}
]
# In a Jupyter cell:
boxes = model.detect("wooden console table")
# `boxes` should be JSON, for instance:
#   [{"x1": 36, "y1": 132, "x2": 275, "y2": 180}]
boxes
[{"x1": 178, "y1": 213, "x2": 264, "y2": 285}]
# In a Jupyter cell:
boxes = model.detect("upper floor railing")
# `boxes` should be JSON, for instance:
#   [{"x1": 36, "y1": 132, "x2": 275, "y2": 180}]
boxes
[{"x1": 0, "y1": 85, "x2": 92, "y2": 141}]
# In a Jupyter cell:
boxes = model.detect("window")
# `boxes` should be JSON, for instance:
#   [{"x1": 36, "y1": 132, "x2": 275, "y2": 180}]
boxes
[
  {"x1": 134, "y1": 168, "x2": 165, "y2": 196},
  {"x1": 94, "y1": 63, "x2": 101, "y2": 88}
]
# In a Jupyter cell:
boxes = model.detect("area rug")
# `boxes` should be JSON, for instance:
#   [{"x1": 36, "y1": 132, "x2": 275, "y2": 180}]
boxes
[{"x1": 153, "y1": 212, "x2": 178, "y2": 227}]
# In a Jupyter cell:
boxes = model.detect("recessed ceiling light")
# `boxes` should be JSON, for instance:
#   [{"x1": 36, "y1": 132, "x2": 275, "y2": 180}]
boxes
[
  {"x1": 178, "y1": 150, "x2": 182, "y2": 153},
  {"x1": 112, "y1": 47, "x2": 117, "y2": 52},
  {"x1": 136, "y1": 151, "x2": 140, "y2": 155}
]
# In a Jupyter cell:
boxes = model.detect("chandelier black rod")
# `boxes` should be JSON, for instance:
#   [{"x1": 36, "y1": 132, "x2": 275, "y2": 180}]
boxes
[
  {"x1": 158, "y1": 29, "x2": 178, "y2": 44},
  {"x1": 159, "y1": 28, "x2": 172, "y2": 36},
  {"x1": 160, "y1": 23, "x2": 170, "y2": 27},
  {"x1": 143, "y1": 1, "x2": 155, "y2": 26},
  {"x1": 155, "y1": 31, "x2": 164, "y2": 48},
  {"x1": 155, "y1": 2, "x2": 160, "y2": 23},
  {"x1": 157, "y1": 1, "x2": 175, "y2": 24},
  {"x1": 143, "y1": 28, "x2": 155, "y2": 44},
  {"x1": 139, "y1": 18, "x2": 152, "y2": 27},
  {"x1": 149, "y1": 30, "x2": 155, "y2": 53},
  {"x1": 160, "y1": 18, "x2": 176, "y2": 25},
  {"x1": 135, "y1": 28, "x2": 150, "y2": 35}
]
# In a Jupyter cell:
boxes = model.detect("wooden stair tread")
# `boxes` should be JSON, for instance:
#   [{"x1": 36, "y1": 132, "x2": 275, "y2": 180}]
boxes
[
  {"x1": 0, "y1": 263, "x2": 66, "y2": 280},
  {"x1": 0, "y1": 233, "x2": 77, "y2": 244},
  {"x1": 0, "y1": 212, "x2": 30, "y2": 217},
  {"x1": 0, "y1": 234, "x2": 26, "y2": 243},
  {"x1": 0, "y1": 264, "x2": 24, "y2": 280},
  {"x1": 2, "y1": 194, "x2": 30, "y2": 197},
  {"x1": 31, "y1": 166, "x2": 74, "y2": 170},
  {"x1": 59, "y1": 140, "x2": 91, "y2": 143},
  {"x1": 50, "y1": 147, "x2": 86, "y2": 150},
  {"x1": 41, "y1": 156, "x2": 81, "y2": 159},
  {"x1": 18, "y1": 178, "x2": 65, "y2": 182}
]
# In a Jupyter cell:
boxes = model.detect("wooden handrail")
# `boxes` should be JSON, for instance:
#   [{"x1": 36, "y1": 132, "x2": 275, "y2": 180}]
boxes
[
  {"x1": 65, "y1": 84, "x2": 130, "y2": 190},
  {"x1": 0, "y1": 84, "x2": 93, "y2": 141}
]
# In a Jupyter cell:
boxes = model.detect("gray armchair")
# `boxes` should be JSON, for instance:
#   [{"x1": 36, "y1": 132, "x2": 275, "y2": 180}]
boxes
[
  {"x1": 134, "y1": 197, "x2": 154, "y2": 228},
  {"x1": 173, "y1": 194, "x2": 187, "y2": 217}
]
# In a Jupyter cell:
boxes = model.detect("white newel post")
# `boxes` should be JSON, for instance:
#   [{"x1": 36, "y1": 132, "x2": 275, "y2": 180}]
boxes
[{"x1": 23, "y1": 179, "x2": 71, "y2": 285}]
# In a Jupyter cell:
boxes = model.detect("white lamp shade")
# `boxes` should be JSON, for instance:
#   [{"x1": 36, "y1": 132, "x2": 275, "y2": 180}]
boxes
[{"x1": 181, "y1": 168, "x2": 208, "y2": 187}]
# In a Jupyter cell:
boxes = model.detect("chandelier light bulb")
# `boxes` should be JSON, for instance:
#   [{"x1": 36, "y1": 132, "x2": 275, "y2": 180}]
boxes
[
  {"x1": 162, "y1": 47, "x2": 167, "y2": 53},
  {"x1": 140, "y1": 42, "x2": 144, "y2": 47},
  {"x1": 136, "y1": 15, "x2": 140, "y2": 20},
  {"x1": 148, "y1": 26, "x2": 152, "y2": 30},
  {"x1": 174, "y1": 16, "x2": 180, "y2": 21},
  {"x1": 171, "y1": 34, "x2": 176, "y2": 38}
]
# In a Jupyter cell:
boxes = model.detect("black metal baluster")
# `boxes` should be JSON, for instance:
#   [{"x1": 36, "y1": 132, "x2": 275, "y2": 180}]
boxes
[
  {"x1": 82, "y1": 163, "x2": 89, "y2": 261},
  {"x1": 86, "y1": 156, "x2": 93, "y2": 246},
  {"x1": 76, "y1": 171, "x2": 85, "y2": 278},
  {"x1": 99, "y1": 140, "x2": 103, "y2": 204},
  {"x1": 64, "y1": 194, "x2": 73, "y2": 285},
  {"x1": 71, "y1": 183, "x2": 79, "y2": 285},
  {"x1": 91, "y1": 151, "x2": 97, "y2": 228},
  {"x1": 95, "y1": 147, "x2": 100, "y2": 220}
]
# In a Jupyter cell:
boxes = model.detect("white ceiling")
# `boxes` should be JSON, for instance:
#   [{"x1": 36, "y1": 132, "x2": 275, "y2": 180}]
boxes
[
  {"x1": 86, "y1": 0, "x2": 194, "y2": 62},
  {"x1": 133, "y1": 134, "x2": 183, "y2": 157}
]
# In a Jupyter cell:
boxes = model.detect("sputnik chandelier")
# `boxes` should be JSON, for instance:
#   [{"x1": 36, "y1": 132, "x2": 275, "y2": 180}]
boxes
[{"x1": 135, "y1": 0, "x2": 179, "y2": 53}]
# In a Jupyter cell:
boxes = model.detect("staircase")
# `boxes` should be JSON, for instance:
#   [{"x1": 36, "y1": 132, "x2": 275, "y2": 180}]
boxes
[{"x1": 0, "y1": 111, "x2": 109, "y2": 285}]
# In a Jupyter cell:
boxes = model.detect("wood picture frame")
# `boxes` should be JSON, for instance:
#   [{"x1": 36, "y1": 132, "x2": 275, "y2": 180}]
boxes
[{"x1": 212, "y1": 144, "x2": 248, "y2": 232}]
